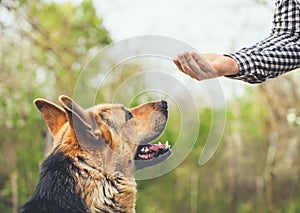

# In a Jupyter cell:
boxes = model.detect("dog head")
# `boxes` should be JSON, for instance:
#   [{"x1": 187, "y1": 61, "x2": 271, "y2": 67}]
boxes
[{"x1": 34, "y1": 95, "x2": 171, "y2": 177}]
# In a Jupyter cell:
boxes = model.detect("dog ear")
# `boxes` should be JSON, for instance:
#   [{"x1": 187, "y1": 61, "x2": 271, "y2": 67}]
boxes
[
  {"x1": 34, "y1": 99, "x2": 68, "y2": 137},
  {"x1": 58, "y1": 95, "x2": 101, "y2": 143}
]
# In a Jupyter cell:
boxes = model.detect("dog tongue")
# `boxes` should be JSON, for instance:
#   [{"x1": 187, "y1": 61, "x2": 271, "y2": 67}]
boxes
[
  {"x1": 149, "y1": 142, "x2": 170, "y2": 152},
  {"x1": 148, "y1": 144, "x2": 160, "y2": 152}
]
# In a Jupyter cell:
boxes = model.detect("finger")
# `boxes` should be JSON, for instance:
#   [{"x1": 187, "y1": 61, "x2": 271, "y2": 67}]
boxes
[
  {"x1": 191, "y1": 52, "x2": 217, "y2": 78},
  {"x1": 178, "y1": 53, "x2": 200, "y2": 80},
  {"x1": 173, "y1": 58, "x2": 184, "y2": 72},
  {"x1": 191, "y1": 52, "x2": 211, "y2": 73},
  {"x1": 177, "y1": 53, "x2": 192, "y2": 75},
  {"x1": 183, "y1": 52, "x2": 206, "y2": 80}
]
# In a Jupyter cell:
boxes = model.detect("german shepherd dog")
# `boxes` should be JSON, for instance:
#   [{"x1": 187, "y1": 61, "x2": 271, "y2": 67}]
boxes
[{"x1": 20, "y1": 95, "x2": 171, "y2": 213}]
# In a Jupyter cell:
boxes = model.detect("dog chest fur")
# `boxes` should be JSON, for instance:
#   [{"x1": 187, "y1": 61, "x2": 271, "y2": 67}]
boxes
[{"x1": 20, "y1": 149, "x2": 137, "y2": 213}]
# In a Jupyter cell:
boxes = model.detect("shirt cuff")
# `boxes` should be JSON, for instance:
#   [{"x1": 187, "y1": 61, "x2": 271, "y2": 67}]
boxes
[{"x1": 224, "y1": 52, "x2": 267, "y2": 84}]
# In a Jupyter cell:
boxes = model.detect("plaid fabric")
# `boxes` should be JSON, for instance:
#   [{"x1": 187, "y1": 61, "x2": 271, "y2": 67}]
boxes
[{"x1": 226, "y1": 0, "x2": 300, "y2": 84}]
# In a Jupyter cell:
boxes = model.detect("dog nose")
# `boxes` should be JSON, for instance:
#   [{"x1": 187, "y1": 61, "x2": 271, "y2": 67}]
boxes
[{"x1": 160, "y1": 100, "x2": 168, "y2": 109}]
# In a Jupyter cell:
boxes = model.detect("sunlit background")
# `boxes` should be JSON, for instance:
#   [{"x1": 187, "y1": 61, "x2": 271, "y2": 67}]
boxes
[{"x1": 1, "y1": 0, "x2": 300, "y2": 212}]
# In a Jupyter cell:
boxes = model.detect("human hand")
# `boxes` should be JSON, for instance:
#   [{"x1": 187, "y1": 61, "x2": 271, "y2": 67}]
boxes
[{"x1": 173, "y1": 52, "x2": 218, "y2": 81}]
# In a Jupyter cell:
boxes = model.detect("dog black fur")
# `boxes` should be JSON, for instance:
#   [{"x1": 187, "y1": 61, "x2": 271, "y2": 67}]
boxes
[{"x1": 20, "y1": 151, "x2": 88, "y2": 213}]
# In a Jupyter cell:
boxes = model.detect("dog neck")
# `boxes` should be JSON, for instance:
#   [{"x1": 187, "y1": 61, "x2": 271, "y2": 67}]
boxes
[
  {"x1": 22, "y1": 150, "x2": 137, "y2": 213},
  {"x1": 74, "y1": 156, "x2": 137, "y2": 213}
]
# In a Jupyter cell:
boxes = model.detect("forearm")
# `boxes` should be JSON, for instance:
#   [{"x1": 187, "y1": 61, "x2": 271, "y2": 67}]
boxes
[{"x1": 203, "y1": 53, "x2": 239, "y2": 77}]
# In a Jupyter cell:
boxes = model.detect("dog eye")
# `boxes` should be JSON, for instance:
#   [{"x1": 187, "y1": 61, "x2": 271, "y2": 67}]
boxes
[{"x1": 125, "y1": 110, "x2": 133, "y2": 121}]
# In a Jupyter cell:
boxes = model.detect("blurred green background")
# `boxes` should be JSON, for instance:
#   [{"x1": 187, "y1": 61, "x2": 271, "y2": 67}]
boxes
[{"x1": 1, "y1": 1, "x2": 300, "y2": 212}]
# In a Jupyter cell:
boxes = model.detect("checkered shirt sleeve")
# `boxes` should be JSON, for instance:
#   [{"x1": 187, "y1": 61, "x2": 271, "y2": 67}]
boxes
[{"x1": 225, "y1": 0, "x2": 300, "y2": 84}]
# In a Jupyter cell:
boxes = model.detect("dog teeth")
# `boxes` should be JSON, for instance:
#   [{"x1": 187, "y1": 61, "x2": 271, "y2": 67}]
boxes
[
  {"x1": 141, "y1": 147, "x2": 149, "y2": 153},
  {"x1": 157, "y1": 141, "x2": 171, "y2": 149},
  {"x1": 165, "y1": 141, "x2": 171, "y2": 149},
  {"x1": 138, "y1": 153, "x2": 154, "y2": 160},
  {"x1": 158, "y1": 141, "x2": 171, "y2": 148}
]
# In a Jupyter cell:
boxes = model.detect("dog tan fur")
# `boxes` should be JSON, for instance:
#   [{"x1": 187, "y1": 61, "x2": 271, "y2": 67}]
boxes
[{"x1": 20, "y1": 95, "x2": 171, "y2": 213}]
